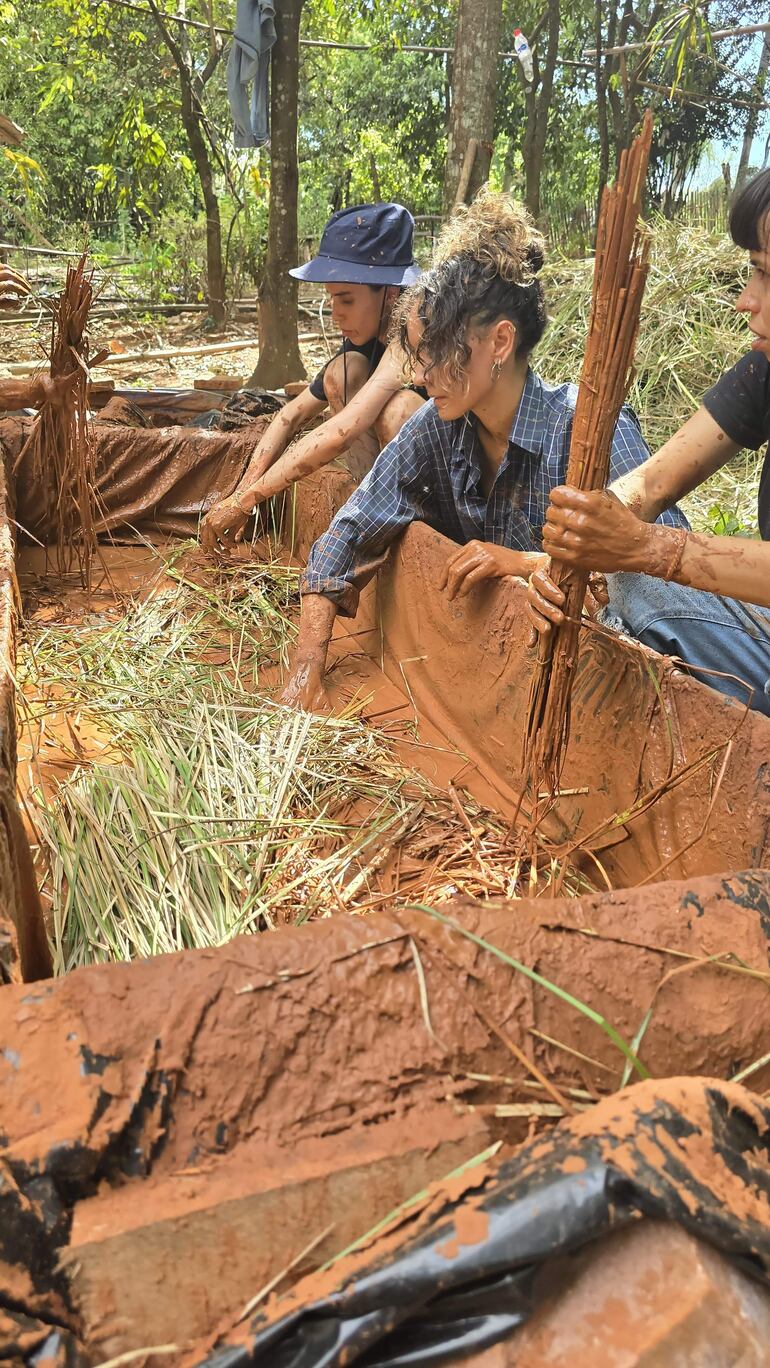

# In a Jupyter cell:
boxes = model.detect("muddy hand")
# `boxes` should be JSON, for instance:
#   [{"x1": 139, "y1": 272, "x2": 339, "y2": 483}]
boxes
[
  {"x1": 200, "y1": 496, "x2": 248, "y2": 555},
  {"x1": 438, "y1": 540, "x2": 505, "y2": 600},
  {"x1": 542, "y1": 486, "x2": 650, "y2": 573},
  {"x1": 526, "y1": 562, "x2": 566, "y2": 644},
  {"x1": 280, "y1": 661, "x2": 332, "y2": 714}
]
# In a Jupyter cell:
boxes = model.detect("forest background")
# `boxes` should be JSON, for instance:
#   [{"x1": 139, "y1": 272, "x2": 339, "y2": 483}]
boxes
[
  {"x1": 1, "y1": 0, "x2": 770, "y2": 442},
  {"x1": 2, "y1": 2, "x2": 770, "y2": 299}
]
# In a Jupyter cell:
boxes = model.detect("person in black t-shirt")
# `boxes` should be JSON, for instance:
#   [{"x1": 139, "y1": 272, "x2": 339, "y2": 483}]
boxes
[
  {"x1": 201, "y1": 204, "x2": 424, "y2": 553},
  {"x1": 527, "y1": 167, "x2": 770, "y2": 716}
]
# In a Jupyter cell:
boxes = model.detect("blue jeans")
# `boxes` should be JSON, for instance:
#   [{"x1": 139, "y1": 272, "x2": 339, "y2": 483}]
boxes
[{"x1": 606, "y1": 572, "x2": 770, "y2": 716}]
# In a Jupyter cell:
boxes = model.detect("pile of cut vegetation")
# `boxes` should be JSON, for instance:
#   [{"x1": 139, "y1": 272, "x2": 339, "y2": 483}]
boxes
[
  {"x1": 18, "y1": 551, "x2": 587, "y2": 973},
  {"x1": 539, "y1": 218, "x2": 760, "y2": 532}
]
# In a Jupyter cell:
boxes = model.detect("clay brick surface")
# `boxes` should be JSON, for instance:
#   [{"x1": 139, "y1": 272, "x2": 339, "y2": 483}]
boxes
[{"x1": 478, "y1": 1219, "x2": 770, "y2": 1366}]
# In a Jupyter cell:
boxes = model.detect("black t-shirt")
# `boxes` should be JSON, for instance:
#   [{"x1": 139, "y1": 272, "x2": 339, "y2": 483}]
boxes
[
  {"x1": 308, "y1": 337, "x2": 386, "y2": 401},
  {"x1": 703, "y1": 350, "x2": 770, "y2": 539}
]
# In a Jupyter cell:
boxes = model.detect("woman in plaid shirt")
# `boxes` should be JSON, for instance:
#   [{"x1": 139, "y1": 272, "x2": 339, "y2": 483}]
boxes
[{"x1": 282, "y1": 192, "x2": 685, "y2": 712}]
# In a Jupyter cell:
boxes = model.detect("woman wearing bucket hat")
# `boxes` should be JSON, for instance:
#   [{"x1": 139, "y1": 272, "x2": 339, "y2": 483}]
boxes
[{"x1": 200, "y1": 203, "x2": 425, "y2": 554}]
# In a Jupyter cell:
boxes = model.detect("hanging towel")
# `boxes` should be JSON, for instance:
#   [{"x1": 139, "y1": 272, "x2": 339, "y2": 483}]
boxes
[{"x1": 227, "y1": 0, "x2": 277, "y2": 149}]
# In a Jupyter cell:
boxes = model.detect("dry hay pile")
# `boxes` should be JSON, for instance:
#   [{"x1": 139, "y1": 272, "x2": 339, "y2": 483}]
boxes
[
  {"x1": 538, "y1": 217, "x2": 758, "y2": 532},
  {"x1": 17, "y1": 552, "x2": 586, "y2": 973}
]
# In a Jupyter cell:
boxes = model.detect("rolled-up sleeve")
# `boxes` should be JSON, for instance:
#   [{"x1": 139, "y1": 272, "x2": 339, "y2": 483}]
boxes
[
  {"x1": 301, "y1": 405, "x2": 435, "y2": 616},
  {"x1": 609, "y1": 404, "x2": 690, "y2": 530}
]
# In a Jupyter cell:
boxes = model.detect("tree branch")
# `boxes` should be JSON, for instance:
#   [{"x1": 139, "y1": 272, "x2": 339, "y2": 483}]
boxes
[
  {"x1": 145, "y1": 0, "x2": 189, "y2": 75},
  {"x1": 201, "y1": 40, "x2": 223, "y2": 85}
]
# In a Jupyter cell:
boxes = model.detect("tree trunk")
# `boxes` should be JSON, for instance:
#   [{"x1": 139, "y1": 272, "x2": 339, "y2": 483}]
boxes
[
  {"x1": 737, "y1": 21, "x2": 770, "y2": 192},
  {"x1": 442, "y1": 0, "x2": 503, "y2": 212},
  {"x1": 252, "y1": 0, "x2": 306, "y2": 388},
  {"x1": 178, "y1": 82, "x2": 225, "y2": 326},
  {"x1": 522, "y1": 0, "x2": 560, "y2": 221},
  {"x1": 146, "y1": 0, "x2": 225, "y2": 326}
]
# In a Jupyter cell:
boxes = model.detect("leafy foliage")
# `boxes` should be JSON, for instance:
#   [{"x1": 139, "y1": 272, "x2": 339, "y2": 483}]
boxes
[{"x1": 0, "y1": 0, "x2": 769, "y2": 291}]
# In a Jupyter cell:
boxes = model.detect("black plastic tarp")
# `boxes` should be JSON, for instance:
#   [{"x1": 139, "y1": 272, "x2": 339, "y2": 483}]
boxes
[{"x1": 197, "y1": 1077, "x2": 770, "y2": 1368}]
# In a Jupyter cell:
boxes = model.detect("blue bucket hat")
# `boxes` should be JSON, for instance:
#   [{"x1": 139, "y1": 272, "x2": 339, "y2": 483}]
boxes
[{"x1": 289, "y1": 203, "x2": 421, "y2": 287}]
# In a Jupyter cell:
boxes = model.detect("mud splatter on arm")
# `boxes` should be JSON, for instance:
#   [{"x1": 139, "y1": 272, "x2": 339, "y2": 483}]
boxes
[{"x1": 611, "y1": 407, "x2": 741, "y2": 522}]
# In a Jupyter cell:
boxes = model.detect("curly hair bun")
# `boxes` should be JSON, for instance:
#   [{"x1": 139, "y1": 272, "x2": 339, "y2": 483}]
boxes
[{"x1": 433, "y1": 188, "x2": 545, "y2": 283}]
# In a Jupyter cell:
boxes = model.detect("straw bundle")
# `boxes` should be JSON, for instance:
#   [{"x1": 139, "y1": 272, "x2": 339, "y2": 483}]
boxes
[
  {"x1": 17, "y1": 253, "x2": 100, "y2": 588},
  {"x1": 523, "y1": 111, "x2": 654, "y2": 806}
]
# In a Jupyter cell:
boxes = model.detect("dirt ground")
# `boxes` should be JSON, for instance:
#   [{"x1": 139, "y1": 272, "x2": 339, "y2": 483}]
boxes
[{"x1": 0, "y1": 290, "x2": 332, "y2": 392}]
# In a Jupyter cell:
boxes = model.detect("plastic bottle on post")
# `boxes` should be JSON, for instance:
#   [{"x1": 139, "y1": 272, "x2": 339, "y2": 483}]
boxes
[{"x1": 513, "y1": 28, "x2": 534, "y2": 87}]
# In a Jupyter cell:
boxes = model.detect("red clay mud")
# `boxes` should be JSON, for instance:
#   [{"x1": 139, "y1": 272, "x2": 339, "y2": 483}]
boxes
[
  {"x1": 1, "y1": 873, "x2": 769, "y2": 1182},
  {"x1": 501, "y1": 1219, "x2": 770, "y2": 1366},
  {"x1": 288, "y1": 468, "x2": 770, "y2": 888},
  {"x1": 193, "y1": 1076, "x2": 770, "y2": 1366},
  {"x1": 1, "y1": 425, "x2": 770, "y2": 1359},
  {"x1": 1, "y1": 880, "x2": 768, "y2": 1358},
  {"x1": 6, "y1": 419, "x2": 767, "y2": 890}
]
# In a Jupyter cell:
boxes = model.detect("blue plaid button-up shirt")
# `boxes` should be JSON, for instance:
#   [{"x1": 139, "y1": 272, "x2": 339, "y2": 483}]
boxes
[{"x1": 302, "y1": 369, "x2": 688, "y2": 616}]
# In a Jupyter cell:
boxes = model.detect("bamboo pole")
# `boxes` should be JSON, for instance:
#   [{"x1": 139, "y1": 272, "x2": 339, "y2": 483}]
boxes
[{"x1": 522, "y1": 110, "x2": 654, "y2": 814}]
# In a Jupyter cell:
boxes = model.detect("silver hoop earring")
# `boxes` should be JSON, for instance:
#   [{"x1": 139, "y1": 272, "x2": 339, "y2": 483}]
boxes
[{"x1": 491, "y1": 359, "x2": 502, "y2": 383}]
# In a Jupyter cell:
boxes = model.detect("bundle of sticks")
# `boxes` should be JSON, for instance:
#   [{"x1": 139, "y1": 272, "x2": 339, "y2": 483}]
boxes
[
  {"x1": 523, "y1": 110, "x2": 654, "y2": 808},
  {"x1": 17, "y1": 253, "x2": 101, "y2": 588}
]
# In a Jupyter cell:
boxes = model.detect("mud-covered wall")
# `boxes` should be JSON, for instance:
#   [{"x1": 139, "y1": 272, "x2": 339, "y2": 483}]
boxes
[
  {"x1": 3, "y1": 870, "x2": 769, "y2": 1162},
  {"x1": 2, "y1": 415, "x2": 268, "y2": 540},
  {"x1": 0, "y1": 453, "x2": 49, "y2": 981},
  {"x1": 290, "y1": 469, "x2": 770, "y2": 888},
  {"x1": 1, "y1": 871, "x2": 769, "y2": 1358}
]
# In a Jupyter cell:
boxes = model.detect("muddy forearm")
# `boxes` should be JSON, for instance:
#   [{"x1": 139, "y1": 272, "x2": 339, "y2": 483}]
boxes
[
  {"x1": 612, "y1": 409, "x2": 742, "y2": 524},
  {"x1": 610, "y1": 466, "x2": 661, "y2": 522},
  {"x1": 244, "y1": 426, "x2": 344, "y2": 505},
  {"x1": 632, "y1": 523, "x2": 770, "y2": 608},
  {"x1": 235, "y1": 404, "x2": 310, "y2": 498},
  {"x1": 292, "y1": 592, "x2": 338, "y2": 675}
]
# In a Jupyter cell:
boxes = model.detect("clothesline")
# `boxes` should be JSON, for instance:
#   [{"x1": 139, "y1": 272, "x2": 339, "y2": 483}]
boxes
[
  {"x1": 92, "y1": 0, "x2": 552, "y2": 62},
  {"x1": 90, "y1": 0, "x2": 770, "y2": 114}
]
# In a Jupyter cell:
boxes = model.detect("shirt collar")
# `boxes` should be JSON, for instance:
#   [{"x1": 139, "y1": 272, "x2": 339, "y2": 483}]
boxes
[
  {"x1": 507, "y1": 368, "x2": 547, "y2": 455},
  {"x1": 454, "y1": 368, "x2": 547, "y2": 461}
]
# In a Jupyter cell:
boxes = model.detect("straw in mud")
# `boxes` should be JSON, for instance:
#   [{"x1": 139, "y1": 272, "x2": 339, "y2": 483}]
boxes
[
  {"x1": 16, "y1": 253, "x2": 101, "y2": 590},
  {"x1": 18, "y1": 569, "x2": 591, "y2": 972},
  {"x1": 523, "y1": 110, "x2": 654, "y2": 809}
]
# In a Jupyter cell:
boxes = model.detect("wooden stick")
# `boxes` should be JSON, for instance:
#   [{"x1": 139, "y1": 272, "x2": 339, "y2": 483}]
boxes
[
  {"x1": 5, "y1": 336, "x2": 266, "y2": 374},
  {"x1": 15, "y1": 254, "x2": 101, "y2": 590}
]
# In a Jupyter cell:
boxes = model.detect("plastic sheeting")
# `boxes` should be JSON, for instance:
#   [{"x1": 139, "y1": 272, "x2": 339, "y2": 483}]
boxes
[
  {"x1": 1, "y1": 415, "x2": 266, "y2": 540},
  {"x1": 198, "y1": 1077, "x2": 770, "y2": 1368}
]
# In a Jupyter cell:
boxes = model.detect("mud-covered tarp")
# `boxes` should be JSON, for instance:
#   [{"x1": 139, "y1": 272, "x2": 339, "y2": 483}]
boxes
[
  {"x1": 287, "y1": 469, "x2": 770, "y2": 889},
  {"x1": 195, "y1": 1077, "x2": 770, "y2": 1368},
  {"x1": 0, "y1": 416, "x2": 269, "y2": 540},
  {"x1": 1, "y1": 875, "x2": 770, "y2": 1361}
]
